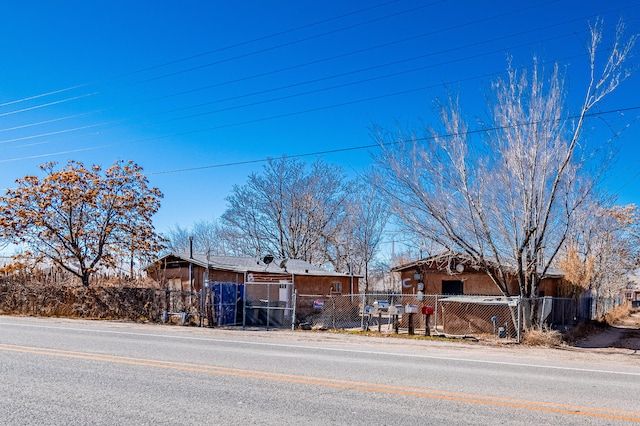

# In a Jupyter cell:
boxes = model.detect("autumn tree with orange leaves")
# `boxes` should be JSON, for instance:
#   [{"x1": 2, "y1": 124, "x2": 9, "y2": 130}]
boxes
[{"x1": 0, "y1": 160, "x2": 164, "y2": 286}]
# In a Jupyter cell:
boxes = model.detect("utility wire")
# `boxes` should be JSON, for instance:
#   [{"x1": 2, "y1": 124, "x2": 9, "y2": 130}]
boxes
[
  {"x1": 0, "y1": 0, "x2": 441, "y2": 113},
  {"x1": 1, "y1": 1, "x2": 633, "y2": 151},
  {"x1": 1, "y1": 9, "x2": 634, "y2": 152},
  {"x1": 145, "y1": 105, "x2": 640, "y2": 175},
  {"x1": 0, "y1": 16, "x2": 617, "y2": 147},
  {"x1": 0, "y1": 0, "x2": 409, "y2": 109},
  {"x1": 0, "y1": 0, "x2": 559, "y2": 134}
]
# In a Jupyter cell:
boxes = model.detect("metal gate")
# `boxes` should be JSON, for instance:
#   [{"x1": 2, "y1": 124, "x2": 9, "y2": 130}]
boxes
[{"x1": 242, "y1": 280, "x2": 294, "y2": 329}]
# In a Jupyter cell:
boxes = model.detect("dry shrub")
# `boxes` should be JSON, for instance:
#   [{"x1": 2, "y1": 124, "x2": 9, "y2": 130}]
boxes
[
  {"x1": 522, "y1": 327, "x2": 563, "y2": 347},
  {"x1": 561, "y1": 321, "x2": 606, "y2": 345},
  {"x1": 0, "y1": 279, "x2": 167, "y2": 322},
  {"x1": 602, "y1": 302, "x2": 632, "y2": 325}
]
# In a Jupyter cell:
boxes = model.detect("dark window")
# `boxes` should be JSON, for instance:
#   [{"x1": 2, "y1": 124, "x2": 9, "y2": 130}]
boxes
[{"x1": 442, "y1": 280, "x2": 463, "y2": 295}]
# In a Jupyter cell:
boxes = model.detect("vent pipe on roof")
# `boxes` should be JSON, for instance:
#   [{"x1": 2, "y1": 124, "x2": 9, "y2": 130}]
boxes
[{"x1": 189, "y1": 236, "x2": 193, "y2": 259}]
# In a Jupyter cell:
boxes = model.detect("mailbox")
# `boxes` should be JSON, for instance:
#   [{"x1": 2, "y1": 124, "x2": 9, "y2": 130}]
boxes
[
  {"x1": 389, "y1": 305, "x2": 405, "y2": 315},
  {"x1": 405, "y1": 304, "x2": 418, "y2": 314},
  {"x1": 421, "y1": 306, "x2": 434, "y2": 315},
  {"x1": 373, "y1": 300, "x2": 389, "y2": 311}
]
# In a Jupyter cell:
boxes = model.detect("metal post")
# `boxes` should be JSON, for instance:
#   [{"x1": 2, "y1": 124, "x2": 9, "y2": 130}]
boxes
[
  {"x1": 266, "y1": 281, "x2": 270, "y2": 331},
  {"x1": 291, "y1": 274, "x2": 296, "y2": 329},
  {"x1": 434, "y1": 294, "x2": 439, "y2": 332},
  {"x1": 189, "y1": 236, "x2": 193, "y2": 305},
  {"x1": 360, "y1": 293, "x2": 365, "y2": 331},
  {"x1": 242, "y1": 272, "x2": 247, "y2": 330},
  {"x1": 291, "y1": 289, "x2": 297, "y2": 331},
  {"x1": 517, "y1": 297, "x2": 522, "y2": 344}
]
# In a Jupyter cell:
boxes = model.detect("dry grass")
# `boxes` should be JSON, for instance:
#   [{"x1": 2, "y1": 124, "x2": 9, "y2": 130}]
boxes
[
  {"x1": 0, "y1": 279, "x2": 168, "y2": 322},
  {"x1": 560, "y1": 321, "x2": 606, "y2": 345},
  {"x1": 521, "y1": 327, "x2": 563, "y2": 347},
  {"x1": 560, "y1": 303, "x2": 636, "y2": 345},
  {"x1": 602, "y1": 302, "x2": 632, "y2": 325}
]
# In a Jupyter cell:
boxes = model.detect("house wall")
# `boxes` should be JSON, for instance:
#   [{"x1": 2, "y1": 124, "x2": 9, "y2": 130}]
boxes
[
  {"x1": 293, "y1": 275, "x2": 359, "y2": 320},
  {"x1": 148, "y1": 264, "x2": 207, "y2": 292},
  {"x1": 399, "y1": 268, "x2": 559, "y2": 297},
  {"x1": 149, "y1": 263, "x2": 356, "y2": 296},
  {"x1": 206, "y1": 269, "x2": 244, "y2": 287},
  {"x1": 294, "y1": 275, "x2": 357, "y2": 296}
]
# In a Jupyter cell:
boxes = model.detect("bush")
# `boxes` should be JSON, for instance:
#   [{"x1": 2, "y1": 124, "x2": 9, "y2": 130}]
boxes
[
  {"x1": 521, "y1": 327, "x2": 563, "y2": 347},
  {"x1": 0, "y1": 280, "x2": 166, "y2": 322},
  {"x1": 602, "y1": 302, "x2": 632, "y2": 325}
]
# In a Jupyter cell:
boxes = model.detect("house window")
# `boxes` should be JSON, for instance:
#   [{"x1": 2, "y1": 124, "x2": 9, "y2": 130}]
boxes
[
  {"x1": 442, "y1": 280, "x2": 463, "y2": 295},
  {"x1": 332, "y1": 282, "x2": 342, "y2": 293}
]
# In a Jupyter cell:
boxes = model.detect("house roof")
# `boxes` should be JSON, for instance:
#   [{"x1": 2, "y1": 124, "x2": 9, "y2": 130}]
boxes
[
  {"x1": 147, "y1": 252, "x2": 358, "y2": 278},
  {"x1": 392, "y1": 252, "x2": 564, "y2": 279}
]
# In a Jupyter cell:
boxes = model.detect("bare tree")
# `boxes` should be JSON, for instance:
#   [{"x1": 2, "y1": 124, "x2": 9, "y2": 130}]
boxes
[
  {"x1": 561, "y1": 203, "x2": 640, "y2": 307},
  {"x1": 164, "y1": 224, "x2": 191, "y2": 253},
  {"x1": 164, "y1": 219, "x2": 231, "y2": 256},
  {"x1": 376, "y1": 20, "x2": 635, "y2": 318},
  {"x1": 222, "y1": 157, "x2": 347, "y2": 265},
  {"x1": 327, "y1": 174, "x2": 389, "y2": 292}
]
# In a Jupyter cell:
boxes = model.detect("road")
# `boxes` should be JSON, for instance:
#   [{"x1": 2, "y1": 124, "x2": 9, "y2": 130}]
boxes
[{"x1": 0, "y1": 316, "x2": 639, "y2": 425}]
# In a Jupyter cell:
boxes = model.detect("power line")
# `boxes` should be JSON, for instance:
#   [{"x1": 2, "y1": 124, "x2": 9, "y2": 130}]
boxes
[
  {"x1": 1, "y1": 50, "x2": 636, "y2": 163},
  {"x1": 1, "y1": 2, "x2": 634, "y2": 159},
  {"x1": 0, "y1": 2, "x2": 636, "y2": 177},
  {"x1": 6, "y1": 0, "x2": 627, "y2": 124},
  {"x1": 0, "y1": 16, "x2": 611, "y2": 148},
  {"x1": 0, "y1": 1, "x2": 558, "y2": 135},
  {"x1": 0, "y1": 0, "x2": 442, "y2": 115},
  {"x1": 0, "y1": 0, "x2": 409, "y2": 110},
  {"x1": 144, "y1": 104, "x2": 640, "y2": 175}
]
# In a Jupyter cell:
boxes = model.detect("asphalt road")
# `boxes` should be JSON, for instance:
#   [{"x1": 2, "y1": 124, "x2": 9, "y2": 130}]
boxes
[{"x1": 1, "y1": 316, "x2": 639, "y2": 425}]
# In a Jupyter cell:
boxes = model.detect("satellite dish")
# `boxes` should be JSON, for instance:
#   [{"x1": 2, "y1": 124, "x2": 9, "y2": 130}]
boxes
[
  {"x1": 455, "y1": 263, "x2": 464, "y2": 273},
  {"x1": 279, "y1": 259, "x2": 288, "y2": 270},
  {"x1": 263, "y1": 254, "x2": 274, "y2": 265}
]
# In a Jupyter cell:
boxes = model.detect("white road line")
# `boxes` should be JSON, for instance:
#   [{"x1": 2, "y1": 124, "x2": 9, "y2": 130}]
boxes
[{"x1": 2, "y1": 319, "x2": 639, "y2": 377}]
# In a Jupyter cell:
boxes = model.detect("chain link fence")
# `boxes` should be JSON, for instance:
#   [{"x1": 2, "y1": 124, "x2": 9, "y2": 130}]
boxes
[
  {"x1": 3, "y1": 278, "x2": 625, "y2": 343},
  {"x1": 295, "y1": 294, "x2": 596, "y2": 342}
]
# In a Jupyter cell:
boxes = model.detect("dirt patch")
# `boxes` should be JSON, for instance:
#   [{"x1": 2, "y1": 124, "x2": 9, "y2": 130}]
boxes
[{"x1": 574, "y1": 311, "x2": 640, "y2": 351}]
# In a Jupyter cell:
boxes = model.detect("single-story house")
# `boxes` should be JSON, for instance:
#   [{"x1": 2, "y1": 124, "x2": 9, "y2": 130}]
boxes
[
  {"x1": 144, "y1": 253, "x2": 360, "y2": 325},
  {"x1": 392, "y1": 253, "x2": 563, "y2": 297},
  {"x1": 391, "y1": 253, "x2": 566, "y2": 335}
]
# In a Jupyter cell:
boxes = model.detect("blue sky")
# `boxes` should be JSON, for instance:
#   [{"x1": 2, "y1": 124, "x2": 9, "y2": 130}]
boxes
[{"x1": 0, "y1": 0, "x2": 639, "y2": 255}]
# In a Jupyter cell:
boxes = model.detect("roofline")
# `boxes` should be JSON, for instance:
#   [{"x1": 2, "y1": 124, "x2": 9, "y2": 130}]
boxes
[
  {"x1": 391, "y1": 251, "x2": 564, "y2": 279},
  {"x1": 145, "y1": 252, "x2": 362, "y2": 278}
]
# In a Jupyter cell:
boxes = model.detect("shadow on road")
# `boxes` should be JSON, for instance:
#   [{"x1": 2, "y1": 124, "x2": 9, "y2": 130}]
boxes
[{"x1": 574, "y1": 325, "x2": 640, "y2": 350}]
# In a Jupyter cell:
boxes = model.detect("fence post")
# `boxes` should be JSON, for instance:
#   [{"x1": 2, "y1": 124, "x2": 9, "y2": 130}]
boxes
[
  {"x1": 517, "y1": 298, "x2": 521, "y2": 344},
  {"x1": 291, "y1": 289, "x2": 297, "y2": 331},
  {"x1": 242, "y1": 282, "x2": 246, "y2": 330},
  {"x1": 434, "y1": 294, "x2": 439, "y2": 332},
  {"x1": 360, "y1": 293, "x2": 365, "y2": 331}
]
